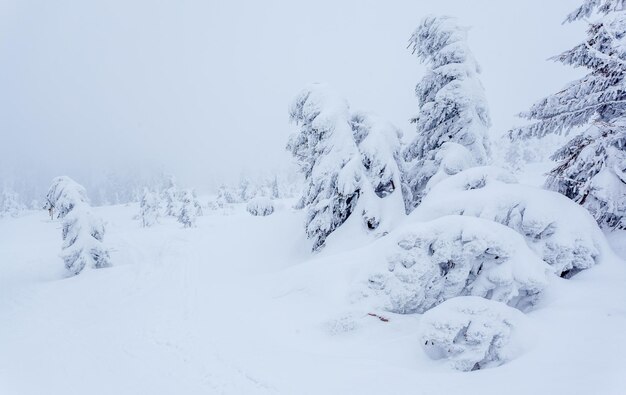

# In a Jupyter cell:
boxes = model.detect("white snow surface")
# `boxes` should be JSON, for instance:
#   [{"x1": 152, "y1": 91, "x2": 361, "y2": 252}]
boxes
[{"x1": 1, "y1": 198, "x2": 626, "y2": 394}]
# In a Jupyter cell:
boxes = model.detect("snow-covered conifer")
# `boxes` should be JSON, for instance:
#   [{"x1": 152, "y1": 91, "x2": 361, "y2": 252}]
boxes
[
  {"x1": 162, "y1": 183, "x2": 181, "y2": 217},
  {"x1": 178, "y1": 189, "x2": 197, "y2": 228},
  {"x1": 139, "y1": 189, "x2": 160, "y2": 227},
  {"x1": 287, "y1": 84, "x2": 367, "y2": 250},
  {"x1": 350, "y1": 111, "x2": 408, "y2": 220},
  {"x1": 510, "y1": 3, "x2": 626, "y2": 229},
  {"x1": 45, "y1": 176, "x2": 111, "y2": 275},
  {"x1": 403, "y1": 16, "x2": 491, "y2": 209}
]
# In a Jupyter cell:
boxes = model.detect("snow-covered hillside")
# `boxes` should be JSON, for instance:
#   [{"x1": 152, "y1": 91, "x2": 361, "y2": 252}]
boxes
[{"x1": 1, "y1": 197, "x2": 625, "y2": 395}]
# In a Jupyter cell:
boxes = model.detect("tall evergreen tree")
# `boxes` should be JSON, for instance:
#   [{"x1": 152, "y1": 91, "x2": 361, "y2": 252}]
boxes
[
  {"x1": 403, "y1": 16, "x2": 491, "y2": 209},
  {"x1": 510, "y1": 1, "x2": 626, "y2": 229}
]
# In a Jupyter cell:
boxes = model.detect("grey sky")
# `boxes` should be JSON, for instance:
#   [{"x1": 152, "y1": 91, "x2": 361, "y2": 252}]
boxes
[{"x1": 0, "y1": 0, "x2": 582, "y2": 190}]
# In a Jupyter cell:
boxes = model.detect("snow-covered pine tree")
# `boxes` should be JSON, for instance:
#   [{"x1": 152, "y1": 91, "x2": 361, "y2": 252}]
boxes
[
  {"x1": 45, "y1": 176, "x2": 111, "y2": 275},
  {"x1": 403, "y1": 16, "x2": 491, "y2": 209},
  {"x1": 287, "y1": 83, "x2": 365, "y2": 251},
  {"x1": 350, "y1": 112, "x2": 408, "y2": 222},
  {"x1": 162, "y1": 179, "x2": 181, "y2": 217},
  {"x1": 178, "y1": 189, "x2": 197, "y2": 228},
  {"x1": 509, "y1": 1, "x2": 626, "y2": 229},
  {"x1": 139, "y1": 188, "x2": 160, "y2": 227}
]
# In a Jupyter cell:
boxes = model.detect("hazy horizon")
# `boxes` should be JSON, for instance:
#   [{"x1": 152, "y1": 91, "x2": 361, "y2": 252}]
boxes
[{"x1": 1, "y1": 0, "x2": 582, "y2": 195}]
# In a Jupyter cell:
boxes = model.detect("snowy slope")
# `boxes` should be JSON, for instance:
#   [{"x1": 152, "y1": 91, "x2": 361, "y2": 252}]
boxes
[{"x1": 1, "y1": 200, "x2": 625, "y2": 395}]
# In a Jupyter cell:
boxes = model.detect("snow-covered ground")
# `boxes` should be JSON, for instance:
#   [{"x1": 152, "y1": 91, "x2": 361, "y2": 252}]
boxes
[{"x1": 1, "y1": 191, "x2": 625, "y2": 395}]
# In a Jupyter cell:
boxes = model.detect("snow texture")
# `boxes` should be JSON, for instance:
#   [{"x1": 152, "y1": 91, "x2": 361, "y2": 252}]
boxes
[
  {"x1": 367, "y1": 215, "x2": 550, "y2": 314},
  {"x1": 420, "y1": 296, "x2": 529, "y2": 372}
]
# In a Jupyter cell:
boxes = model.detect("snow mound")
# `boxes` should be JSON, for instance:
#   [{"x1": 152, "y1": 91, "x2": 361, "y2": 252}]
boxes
[
  {"x1": 412, "y1": 168, "x2": 606, "y2": 277},
  {"x1": 367, "y1": 215, "x2": 550, "y2": 314},
  {"x1": 246, "y1": 197, "x2": 275, "y2": 216},
  {"x1": 420, "y1": 296, "x2": 530, "y2": 372}
]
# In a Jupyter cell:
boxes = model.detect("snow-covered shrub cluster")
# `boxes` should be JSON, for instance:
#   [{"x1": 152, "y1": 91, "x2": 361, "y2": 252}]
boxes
[
  {"x1": 420, "y1": 297, "x2": 529, "y2": 371},
  {"x1": 214, "y1": 175, "x2": 301, "y2": 209},
  {"x1": 246, "y1": 196, "x2": 275, "y2": 216},
  {"x1": 367, "y1": 216, "x2": 550, "y2": 314},
  {"x1": 403, "y1": 16, "x2": 491, "y2": 209},
  {"x1": 411, "y1": 167, "x2": 606, "y2": 277},
  {"x1": 136, "y1": 177, "x2": 203, "y2": 229},
  {"x1": 287, "y1": 83, "x2": 405, "y2": 250},
  {"x1": 0, "y1": 189, "x2": 25, "y2": 218},
  {"x1": 510, "y1": 1, "x2": 626, "y2": 229},
  {"x1": 45, "y1": 176, "x2": 111, "y2": 275}
]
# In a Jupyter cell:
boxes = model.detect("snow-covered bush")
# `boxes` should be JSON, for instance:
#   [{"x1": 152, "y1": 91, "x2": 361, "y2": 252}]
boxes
[
  {"x1": 367, "y1": 215, "x2": 550, "y2": 314},
  {"x1": 509, "y1": 2, "x2": 626, "y2": 229},
  {"x1": 403, "y1": 15, "x2": 491, "y2": 209},
  {"x1": 45, "y1": 176, "x2": 111, "y2": 275},
  {"x1": 246, "y1": 196, "x2": 275, "y2": 216},
  {"x1": 412, "y1": 167, "x2": 606, "y2": 277},
  {"x1": 139, "y1": 189, "x2": 160, "y2": 227},
  {"x1": 420, "y1": 296, "x2": 529, "y2": 372}
]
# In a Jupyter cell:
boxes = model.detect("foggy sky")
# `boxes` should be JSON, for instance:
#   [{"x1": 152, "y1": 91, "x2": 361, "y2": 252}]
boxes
[{"x1": 0, "y1": 0, "x2": 583, "y2": 190}]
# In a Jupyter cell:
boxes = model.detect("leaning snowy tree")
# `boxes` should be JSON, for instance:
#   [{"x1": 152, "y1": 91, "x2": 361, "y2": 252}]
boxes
[
  {"x1": 287, "y1": 84, "x2": 405, "y2": 250},
  {"x1": 45, "y1": 176, "x2": 111, "y2": 275},
  {"x1": 509, "y1": 1, "x2": 626, "y2": 229},
  {"x1": 403, "y1": 16, "x2": 491, "y2": 209},
  {"x1": 288, "y1": 84, "x2": 371, "y2": 251}
]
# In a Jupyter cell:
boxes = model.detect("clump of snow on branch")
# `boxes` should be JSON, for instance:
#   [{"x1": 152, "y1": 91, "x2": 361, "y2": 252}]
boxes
[
  {"x1": 420, "y1": 296, "x2": 530, "y2": 372},
  {"x1": 366, "y1": 215, "x2": 550, "y2": 314}
]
